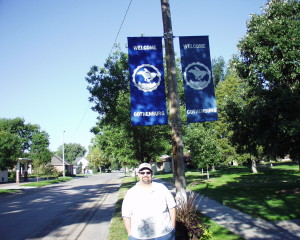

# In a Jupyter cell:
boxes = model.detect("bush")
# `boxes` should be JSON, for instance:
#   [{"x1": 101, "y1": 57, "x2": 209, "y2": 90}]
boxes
[
  {"x1": 8, "y1": 170, "x2": 16, "y2": 182},
  {"x1": 176, "y1": 192, "x2": 211, "y2": 240},
  {"x1": 42, "y1": 164, "x2": 60, "y2": 179}
]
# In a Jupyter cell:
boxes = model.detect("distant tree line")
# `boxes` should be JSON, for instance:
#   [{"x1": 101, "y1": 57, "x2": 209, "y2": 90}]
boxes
[{"x1": 0, "y1": 117, "x2": 87, "y2": 175}]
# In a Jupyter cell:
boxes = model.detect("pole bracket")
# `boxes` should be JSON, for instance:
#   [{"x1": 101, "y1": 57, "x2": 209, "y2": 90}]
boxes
[{"x1": 163, "y1": 31, "x2": 174, "y2": 39}]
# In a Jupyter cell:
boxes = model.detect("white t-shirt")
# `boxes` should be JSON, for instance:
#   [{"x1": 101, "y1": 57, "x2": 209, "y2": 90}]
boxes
[{"x1": 122, "y1": 181, "x2": 176, "y2": 239}]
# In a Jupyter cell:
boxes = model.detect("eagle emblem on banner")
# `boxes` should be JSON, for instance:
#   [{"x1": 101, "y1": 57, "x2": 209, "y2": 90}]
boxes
[
  {"x1": 132, "y1": 64, "x2": 161, "y2": 92},
  {"x1": 184, "y1": 62, "x2": 211, "y2": 90}
]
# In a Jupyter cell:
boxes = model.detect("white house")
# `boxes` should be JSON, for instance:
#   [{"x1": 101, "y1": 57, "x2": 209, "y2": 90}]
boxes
[{"x1": 74, "y1": 157, "x2": 90, "y2": 174}]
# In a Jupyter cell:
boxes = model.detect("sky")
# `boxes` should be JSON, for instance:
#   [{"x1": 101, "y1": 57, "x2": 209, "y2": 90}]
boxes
[{"x1": 0, "y1": 0, "x2": 267, "y2": 152}]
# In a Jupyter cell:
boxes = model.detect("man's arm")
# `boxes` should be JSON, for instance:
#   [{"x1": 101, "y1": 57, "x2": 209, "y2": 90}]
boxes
[
  {"x1": 123, "y1": 217, "x2": 131, "y2": 236},
  {"x1": 169, "y1": 207, "x2": 176, "y2": 228}
]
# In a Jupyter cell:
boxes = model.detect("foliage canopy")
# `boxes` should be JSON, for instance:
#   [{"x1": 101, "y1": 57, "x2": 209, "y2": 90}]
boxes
[{"x1": 232, "y1": 0, "x2": 300, "y2": 161}]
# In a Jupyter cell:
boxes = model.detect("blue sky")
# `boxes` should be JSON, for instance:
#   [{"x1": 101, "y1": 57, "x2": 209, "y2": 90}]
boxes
[{"x1": 0, "y1": 0, "x2": 267, "y2": 152}]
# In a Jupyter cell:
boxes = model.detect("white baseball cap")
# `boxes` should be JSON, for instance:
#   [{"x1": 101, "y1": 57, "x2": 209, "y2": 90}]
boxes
[{"x1": 138, "y1": 163, "x2": 152, "y2": 172}]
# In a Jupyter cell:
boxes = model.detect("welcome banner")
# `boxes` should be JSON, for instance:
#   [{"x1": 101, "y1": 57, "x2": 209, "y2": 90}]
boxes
[
  {"x1": 128, "y1": 37, "x2": 168, "y2": 126},
  {"x1": 179, "y1": 36, "x2": 218, "y2": 123}
]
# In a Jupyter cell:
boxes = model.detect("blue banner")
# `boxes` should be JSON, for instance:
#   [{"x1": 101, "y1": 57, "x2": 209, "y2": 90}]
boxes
[
  {"x1": 128, "y1": 37, "x2": 168, "y2": 126},
  {"x1": 179, "y1": 36, "x2": 218, "y2": 123}
]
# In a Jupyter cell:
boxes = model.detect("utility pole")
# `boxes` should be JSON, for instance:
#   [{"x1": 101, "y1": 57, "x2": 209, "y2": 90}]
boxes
[
  {"x1": 62, "y1": 131, "x2": 65, "y2": 177},
  {"x1": 161, "y1": 0, "x2": 186, "y2": 200}
]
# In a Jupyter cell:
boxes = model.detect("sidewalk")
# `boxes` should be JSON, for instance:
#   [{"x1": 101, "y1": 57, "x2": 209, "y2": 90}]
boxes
[
  {"x1": 0, "y1": 181, "x2": 36, "y2": 190},
  {"x1": 155, "y1": 179, "x2": 300, "y2": 240}
]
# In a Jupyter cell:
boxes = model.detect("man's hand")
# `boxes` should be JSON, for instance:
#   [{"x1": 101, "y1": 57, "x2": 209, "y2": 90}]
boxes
[{"x1": 123, "y1": 217, "x2": 131, "y2": 236}]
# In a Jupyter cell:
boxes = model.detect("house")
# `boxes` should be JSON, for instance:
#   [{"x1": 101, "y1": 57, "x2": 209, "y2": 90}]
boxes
[
  {"x1": 157, "y1": 155, "x2": 172, "y2": 173},
  {"x1": 156, "y1": 154, "x2": 191, "y2": 172},
  {"x1": 15, "y1": 158, "x2": 31, "y2": 183},
  {"x1": 73, "y1": 157, "x2": 90, "y2": 175},
  {"x1": 51, "y1": 155, "x2": 73, "y2": 175},
  {"x1": 1, "y1": 158, "x2": 32, "y2": 183},
  {"x1": 0, "y1": 170, "x2": 8, "y2": 183}
]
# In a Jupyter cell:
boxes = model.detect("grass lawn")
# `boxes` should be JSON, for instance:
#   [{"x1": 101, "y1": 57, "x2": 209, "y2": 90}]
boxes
[
  {"x1": 108, "y1": 177, "x2": 136, "y2": 240},
  {"x1": 0, "y1": 189, "x2": 19, "y2": 195},
  {"x1": 0, "y1": 177, "x2": 73, "y2": 194},
  {"x1": 156, "y1": 164, "x2": 300, "y2": 221},
  {"x1": 21, "y1": 177, "x2": 73, "y2": 187},
  {"x1": 108, "y1": 177, "x2": 243, "y2": 240}
]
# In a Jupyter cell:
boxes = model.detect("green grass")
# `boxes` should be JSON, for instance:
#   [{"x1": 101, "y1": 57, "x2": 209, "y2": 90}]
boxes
[
  {"x1": 108, "y1": 177, "x2": 242, "y2": 240},
  {"x1": 202, "y1": 216, "x2": 244, "y2": 240},
  {"x1": 108, "y1": 177, "x2": 137, "y2": 240},
  {"x1": 21, "y1": 177, "x2": 73, "y2": 187},
  {"x1": 156, "y1": 164, "x2": 300, "y2": 221},
  {"x1": 0, "y1": 177, "x2": 73, "y2": 194},
  {"x1": 0, "y1": 189, "x2": 19, "y2": 195}
]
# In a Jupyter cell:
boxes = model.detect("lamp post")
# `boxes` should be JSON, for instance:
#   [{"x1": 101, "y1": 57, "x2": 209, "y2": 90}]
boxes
[{"x1": 62, "y1": 131, "x2": 65, "y2": 177}]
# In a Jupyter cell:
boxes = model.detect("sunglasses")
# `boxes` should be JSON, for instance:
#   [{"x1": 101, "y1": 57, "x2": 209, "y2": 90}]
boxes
[{"x1": 139, "y1": 171, "x2": 152, "y2": 175}]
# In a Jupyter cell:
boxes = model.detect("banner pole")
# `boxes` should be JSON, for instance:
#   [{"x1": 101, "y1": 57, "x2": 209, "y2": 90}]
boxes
[{"x1": 161, "y1": 0, "x2": 186, "y2": 201}]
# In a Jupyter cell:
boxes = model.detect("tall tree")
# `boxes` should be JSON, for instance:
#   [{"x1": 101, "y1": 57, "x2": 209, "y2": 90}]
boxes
[
  {"x1": 86, "y1": 49, "x2": 129, "y2": 126},
  {"x1": 182, "y1": 63, "x2": 243, "y2": 170},
  {"x1": 233, "y1": 0, "x2": 300, "y2": 169},
  {"x1": 56, "y1": 143, "x2": 86, "y2": 164},
  {"x1": 212, "y1": 56, "x2": 226, "y2": 87},
  {"x1": 0, "y1": 118, "x2": 28, "y2": 155},
  {"x1": 0, "y1": 131, "x2": 21, "y2": 170},
  {"x1": 29, "y1": 130, "x2": 52, "y2": 180},
  {"x1": 86, "y1": 146, "x2": 109, "y2": 173},
  {"x1": 222, "y1": 62, "x2": 268, "y2": 173},
  {"x1": 0, "y1": 118, "x2": 52, "y2": 170},
  {"x1": 211, "y1": 59, "x2": 241, "y2": 166},
  {"x1": 184, "y1": 122, "x2": 222, "y2": 177}
]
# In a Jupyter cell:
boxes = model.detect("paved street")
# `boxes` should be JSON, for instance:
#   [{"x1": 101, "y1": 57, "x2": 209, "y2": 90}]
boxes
[{"x1": 0, "y1": 173, "x2": 123, "y2": 240}]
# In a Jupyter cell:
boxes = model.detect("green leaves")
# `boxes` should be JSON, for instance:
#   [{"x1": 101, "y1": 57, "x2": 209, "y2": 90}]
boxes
[
  {"x1": 86, "y1": 49, "x2": 129, "y2": 126},
  {"x1": 234, "y1": 0, "x2": 300, "y2": 160},
  {"x1": 184, "y1": 123, "x2": 222, "y2": 169},
  {"x1": 0, "y1": 131, "x2": 21, "y2": 170},
  {"x1": 0, "y1": 118, "x2": 52, "y2": 170},
  {"x1": 56, "y1": 143, "x2": 86, "y2": 164}
]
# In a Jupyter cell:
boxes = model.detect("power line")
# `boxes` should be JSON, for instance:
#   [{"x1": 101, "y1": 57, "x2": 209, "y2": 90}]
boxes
[
  {"x1": 68, "y1": 1, "x2": 133, "y2": 147},
  {"x1": 68, "y1": 102, "x2": 92, "y2": 144},
  {"x1": 109, "y1": 0, "x2": 133, "y2": 57}
]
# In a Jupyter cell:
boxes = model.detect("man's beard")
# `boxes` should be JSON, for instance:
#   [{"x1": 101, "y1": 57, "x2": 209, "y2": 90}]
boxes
[{"x1": 141, "y1": 177, "x2": 152, "y2": 184}]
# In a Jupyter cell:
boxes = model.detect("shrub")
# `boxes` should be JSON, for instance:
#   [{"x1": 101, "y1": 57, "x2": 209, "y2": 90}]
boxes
[
  {"x1": 176, "y1": 192, "x2": 211, "y2": 240},
  {"x1": 8, "y1": 170, "x2": 16, "y2": 182}
]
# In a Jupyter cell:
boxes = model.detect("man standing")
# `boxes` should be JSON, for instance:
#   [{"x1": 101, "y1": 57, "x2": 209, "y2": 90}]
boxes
[{"x1": 122, "y1": 163, "x2": 176, "y2": 240}]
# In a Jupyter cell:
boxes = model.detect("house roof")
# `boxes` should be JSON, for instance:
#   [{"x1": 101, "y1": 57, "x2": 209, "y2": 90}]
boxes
[
  {"x1": 51, "y1": 155, "x2": 72, "y2": 166},
  {"x1": 75, "y1": 156, "x2": 88, "y2": 165}
]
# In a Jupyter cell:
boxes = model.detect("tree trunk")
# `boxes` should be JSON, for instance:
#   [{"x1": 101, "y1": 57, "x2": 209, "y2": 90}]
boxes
[
  {"x1": 269, "y1": 160, "x2": 273, "y2": 168},
  {"x1": 36, "y1": 169, "x2": 39, "y2": 182},
  {"x1": 212, "y1": 164, "x2": 216, "y2": 171},
  {"x1": 251, "y1": 155, "x2": 258, "y2": 173},
  {"x1": 206, "y1": 165, "x2": 210, "y2": 179}
]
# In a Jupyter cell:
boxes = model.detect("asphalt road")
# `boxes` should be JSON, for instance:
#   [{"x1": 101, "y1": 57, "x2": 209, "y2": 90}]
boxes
[{"x1": 0, "y1": 173, "x2": 123, "y2": 240}]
